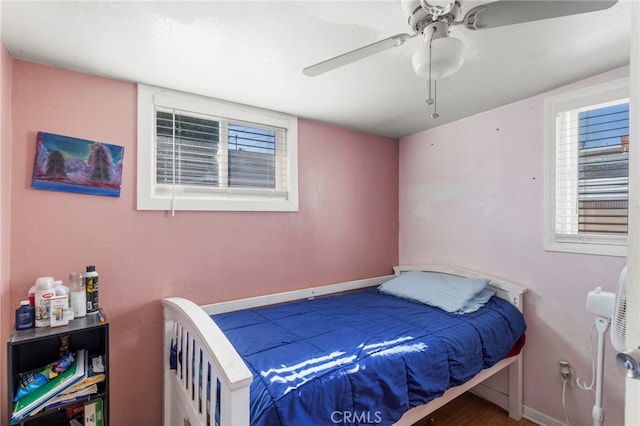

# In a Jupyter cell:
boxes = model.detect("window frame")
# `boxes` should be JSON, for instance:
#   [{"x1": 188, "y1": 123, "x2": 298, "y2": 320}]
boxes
[
  {"x1": 544, "y1": 77, "x2": 629, "y2": 256},
  {"x1": 137, "y1": 84, "x2": 298, "y2": 212}
]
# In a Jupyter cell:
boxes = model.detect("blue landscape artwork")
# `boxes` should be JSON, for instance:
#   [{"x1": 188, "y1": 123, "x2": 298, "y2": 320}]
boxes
[{"x1": 31, "y1": 131, "x2": 124, "y2": 197}]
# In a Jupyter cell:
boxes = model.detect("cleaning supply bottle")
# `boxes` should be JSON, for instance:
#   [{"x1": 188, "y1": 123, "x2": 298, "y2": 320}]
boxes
[
  {"x1": 15, "y1": 300, "x2": 35, "y2": 330},
  {"x1": 84, "y1": 265, "x2": 99, "y2": 314},
  {"x1": 34, "y1": 276, "x2": 55, "y2": 327},
  {"x1": 54, "y1": 280, "x2": 70, "y2": 299}
]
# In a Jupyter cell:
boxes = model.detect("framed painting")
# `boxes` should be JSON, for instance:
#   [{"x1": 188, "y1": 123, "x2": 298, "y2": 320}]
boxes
[{"x1": 31, "y1": 131, "x2": 124, "y2": 197}]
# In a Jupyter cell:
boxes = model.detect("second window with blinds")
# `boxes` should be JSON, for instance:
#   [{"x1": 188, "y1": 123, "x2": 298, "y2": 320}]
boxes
[
  {"x1": 544, "y1": 77, "x2": 629, "y2": 256},
  {"x1": 137, "y1": 85, "x2": 298, "y2": 212}
]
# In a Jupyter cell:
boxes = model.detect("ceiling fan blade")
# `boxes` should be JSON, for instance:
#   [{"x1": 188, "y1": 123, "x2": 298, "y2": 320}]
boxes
[
  {"x1": 303, "y1": 33, "x2": 417, "y2": 77},
  {"x1": 462, "y1": 0, "x2": 618, "y2": 30}
]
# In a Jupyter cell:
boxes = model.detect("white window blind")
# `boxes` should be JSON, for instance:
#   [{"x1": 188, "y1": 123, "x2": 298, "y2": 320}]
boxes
[
  {"x1": 576, "y1": 103, "x2": 629, "y2": 235},
  {"x1": 545, "y1": 77, "x2": 629, "y2": 256},
  {"x1": 155, "y1": 109, "x2": 287, "y2": 192},
  {"x1": 137, "y1": 85, "x2": 298, "y2": 212},
  {"x1": 156, "y1": 110, "x2": 220, "y2": 187}
]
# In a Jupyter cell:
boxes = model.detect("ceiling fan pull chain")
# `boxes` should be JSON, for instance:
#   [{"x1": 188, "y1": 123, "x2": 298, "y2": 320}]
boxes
[
  {"x1": 425, "y1": 25, "x2": 439, "y2": 119},
  {"x1": 431, "y1": 80, "x2": 439, "y2": 119},
  {"x1": 425, "y1": 78, "x2": 433, "y2": 106},
  {"x1": 425, "y1": 26, "x2": 436, "y2": 106},
  {"x1": 426, "y1": 42, "x2": 433, "y2": 104}
]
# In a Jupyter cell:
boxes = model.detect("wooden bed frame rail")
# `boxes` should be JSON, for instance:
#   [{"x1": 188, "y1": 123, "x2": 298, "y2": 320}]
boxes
[{"x1": 162, "y1": 265, "x2": 527, "y2": 426}]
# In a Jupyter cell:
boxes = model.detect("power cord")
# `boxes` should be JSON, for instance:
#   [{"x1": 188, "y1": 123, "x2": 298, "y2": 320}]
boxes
[
  {"x1": 562, "y1": 323, "x2": 600, "y2": 426},
  {"x1": 562, "y1": 379, "x2": 571, "y2": 426},
  {"x1": 577, "y1": 323, "x2": 597, "y2": 393}
]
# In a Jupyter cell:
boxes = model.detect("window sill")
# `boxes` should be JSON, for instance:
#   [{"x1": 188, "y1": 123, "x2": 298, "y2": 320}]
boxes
[{"x1": 545, "y1": 238, "x2": 627, "y2": 257}]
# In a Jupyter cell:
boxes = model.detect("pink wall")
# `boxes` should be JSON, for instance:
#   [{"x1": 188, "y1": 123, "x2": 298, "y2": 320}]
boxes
[
  {"x1": 1, "y1": 43, "x2": 13, "y2": 421},
  {"x1": 7, "y1": 60, "x2": 398, "y2": 425},
  {"x1": 399, "y1": 68, "x2": 628, "y2": 425}
]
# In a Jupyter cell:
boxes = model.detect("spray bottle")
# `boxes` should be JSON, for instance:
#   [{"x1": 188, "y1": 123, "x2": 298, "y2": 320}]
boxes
[{"x1": 84, "y1": 265, "x2": 99, "y2": 314}]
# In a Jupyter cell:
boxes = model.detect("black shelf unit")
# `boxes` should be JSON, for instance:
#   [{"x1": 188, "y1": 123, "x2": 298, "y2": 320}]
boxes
[{"x1": 7, "y1": 315, "x2": 109, "y2": 425}]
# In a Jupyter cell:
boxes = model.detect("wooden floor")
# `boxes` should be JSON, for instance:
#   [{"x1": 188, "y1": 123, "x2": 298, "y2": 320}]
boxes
[{"x1": 412, "y1": 392, "x2": 538, "y2": 426}]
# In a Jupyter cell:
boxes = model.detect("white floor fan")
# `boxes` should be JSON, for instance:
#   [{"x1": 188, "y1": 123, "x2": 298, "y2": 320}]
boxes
[{"x1": 586, "y1": 266, "x2": 640, "y2": 426}]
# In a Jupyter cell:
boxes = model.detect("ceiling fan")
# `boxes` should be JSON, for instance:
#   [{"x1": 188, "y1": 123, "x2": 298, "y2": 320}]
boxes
[{"x1": 303, "y1": 0, "x2": 618, "y2": 118}]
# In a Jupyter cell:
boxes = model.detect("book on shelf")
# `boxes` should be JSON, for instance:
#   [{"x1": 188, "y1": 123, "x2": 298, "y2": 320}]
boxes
[
  {"x1": 84, "y1": 398, "x2": 104, "y2": 426},
  {"x1": 40, "y1": 373, "x2": 105, "y2": 411},
  {"x1": 11, "y1": 350, "x2": 87, "y2": 424},
  {"x1": 61, "y1": 373, "x2": 105, "y2": 395},
  {"x1": 42, "y1": 383, "x2": 98, "y2": 410}
]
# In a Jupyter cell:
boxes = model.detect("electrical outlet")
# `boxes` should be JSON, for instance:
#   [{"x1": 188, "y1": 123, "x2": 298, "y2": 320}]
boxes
[{"x1": 560, "y1": 360, "x2": 572, "y2": 383}]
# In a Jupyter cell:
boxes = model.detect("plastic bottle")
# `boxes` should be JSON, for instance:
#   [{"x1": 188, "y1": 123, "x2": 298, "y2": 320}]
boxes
[
  {"x1": 69, "y1": 272, "x2": 86, "y2": 318},
  {"x1": 84, "y1": 265, "x2": 99, "y2": 314},
  {"x1": 53, "y1": 282, "x2": 72, "y2": 322},
  {"x1": 15, "y1": 300, "x2": 35, "y2": 330},
  {"x1": 28, "y1": 286, "x2": 35, "y2": 307},
  {"x1": 34, "y1": 276, "x2": 55, "y2": 327},
  {"x1": 54, "y1": 281, "x2": 70, "y2": 298}
]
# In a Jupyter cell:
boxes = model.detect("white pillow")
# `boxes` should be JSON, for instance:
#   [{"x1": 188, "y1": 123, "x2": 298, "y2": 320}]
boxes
[{"x1": 378, "y1": 271, "x2": 489, "y2": 313}]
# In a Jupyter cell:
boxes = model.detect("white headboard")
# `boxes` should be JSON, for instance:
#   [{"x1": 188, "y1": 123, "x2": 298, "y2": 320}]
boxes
[{"x1": 393, "y1": 265, "x2": 527, "y2": 313}]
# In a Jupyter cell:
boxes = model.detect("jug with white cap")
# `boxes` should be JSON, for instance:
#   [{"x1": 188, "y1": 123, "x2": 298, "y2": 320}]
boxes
[{"x1": 34, "y1": 276, "x2": 55, "y2": 327}]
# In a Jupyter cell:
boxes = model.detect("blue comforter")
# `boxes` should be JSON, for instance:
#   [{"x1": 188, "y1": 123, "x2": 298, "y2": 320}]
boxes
[{"x1": 212, "y1": 288, "x2": 526, "y2": 426}]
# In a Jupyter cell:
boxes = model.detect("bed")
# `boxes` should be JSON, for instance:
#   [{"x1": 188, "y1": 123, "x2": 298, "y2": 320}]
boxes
[{"x1": 162, "y1": 265, "x2": 527, "y2": 426}]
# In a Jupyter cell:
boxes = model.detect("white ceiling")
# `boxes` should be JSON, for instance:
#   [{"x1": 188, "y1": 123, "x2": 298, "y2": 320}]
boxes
[{"x1": 0, "y1": 0, "x2": 632, "y2": 138}]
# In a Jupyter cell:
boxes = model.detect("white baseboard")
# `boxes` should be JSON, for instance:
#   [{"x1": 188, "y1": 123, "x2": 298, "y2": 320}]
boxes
[
  {"x1": 522, "y1": 405, "x2": 565, "y2": 426},
  {"x1": 471, "y1": 372, "x2": 564, "y2": 426},
  {"x1": 472, "y1": 383, "x2": 565, "y2": 426}
]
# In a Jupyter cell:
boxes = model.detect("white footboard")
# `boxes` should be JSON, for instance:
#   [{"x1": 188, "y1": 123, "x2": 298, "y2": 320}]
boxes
[{"x1": 162, "y1": 297, "x2": 252, "y2": 426}]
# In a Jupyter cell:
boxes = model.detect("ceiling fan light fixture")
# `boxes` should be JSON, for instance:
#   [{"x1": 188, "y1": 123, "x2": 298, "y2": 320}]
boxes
[
  {"x1": 412, "y1": 35, "x2": 465, "y2": 79},
  {"x1": 420, "y1": 0, "x2": 455, "y2": 17}
]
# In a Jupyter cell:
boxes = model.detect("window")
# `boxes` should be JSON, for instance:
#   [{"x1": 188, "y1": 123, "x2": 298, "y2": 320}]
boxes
[
  {"x1": 544, "y1": 78, "x2": 629, "y2": 256},
  {"x1": 137, "y1": 84, "x2": 298, "y2": 212}
]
